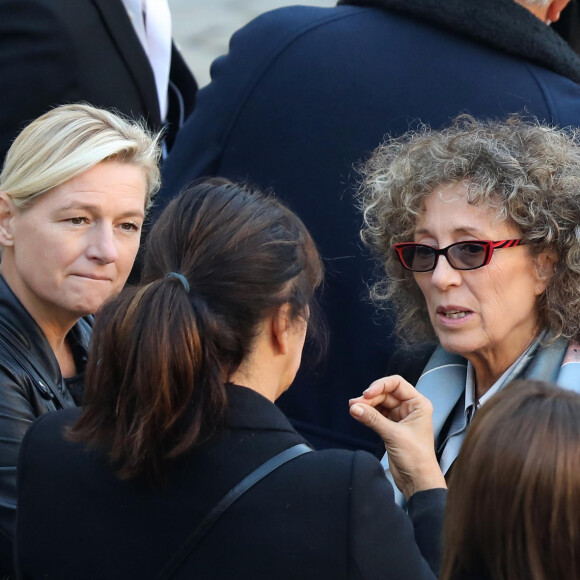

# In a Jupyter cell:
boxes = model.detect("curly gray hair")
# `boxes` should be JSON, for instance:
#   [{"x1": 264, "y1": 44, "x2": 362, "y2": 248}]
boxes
[{"x1": 357, "y1": 115, "x2": 580, "y2": 344}]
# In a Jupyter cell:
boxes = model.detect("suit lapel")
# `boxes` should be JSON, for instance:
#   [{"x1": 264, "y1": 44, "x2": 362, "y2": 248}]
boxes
[{"x1": 91, "y1": 0, "x2": 161, "y2": 127}]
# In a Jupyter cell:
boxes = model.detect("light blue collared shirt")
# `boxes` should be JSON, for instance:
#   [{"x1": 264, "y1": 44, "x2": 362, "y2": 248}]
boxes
[{"x1": 437, "y1": 343, "x2": 535, "y2": 474}]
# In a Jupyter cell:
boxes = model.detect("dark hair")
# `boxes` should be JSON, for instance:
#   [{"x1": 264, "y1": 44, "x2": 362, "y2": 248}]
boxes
[
  {"x1": 441, "y1": 380, "x2": 580, "y2": 580},
  {"x1": 69, "y1": 178, "x2": 323, "y2": 484}
]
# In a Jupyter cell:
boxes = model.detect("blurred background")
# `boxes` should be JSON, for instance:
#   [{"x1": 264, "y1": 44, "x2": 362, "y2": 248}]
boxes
[{"x1": 168, "y1": 0, "x2": 334, "y2": 87}]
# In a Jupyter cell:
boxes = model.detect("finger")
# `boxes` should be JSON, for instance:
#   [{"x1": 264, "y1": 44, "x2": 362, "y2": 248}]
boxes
[
  {"x1": 350, "y1": 390, "x2": 423, "y2": 414},
  {"x1": 363, "y1": 375, "x2": 419, "y2": 403},
  {"x1": 350, "y1": 402, "x2": 400, "y2": 442},
  {"x1": 349, "y1": 394, "x2": 386, "y2": 407},
  {"x1": 388, "y1": 397, "x2": 434, "y2": 423},
  {"x1": 349, "y1": 376, "x2": 409, "y2": 408}
]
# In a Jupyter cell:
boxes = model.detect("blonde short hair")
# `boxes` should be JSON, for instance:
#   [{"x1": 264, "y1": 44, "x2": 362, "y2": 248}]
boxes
[{"x1": 0, "y1": 103, "x2": 162, "y2": 211}]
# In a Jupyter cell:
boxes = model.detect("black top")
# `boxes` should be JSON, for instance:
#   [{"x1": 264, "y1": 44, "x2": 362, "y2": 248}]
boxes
[{"x1": 16, "y1": 384, "x2": 446, "y2": 579}]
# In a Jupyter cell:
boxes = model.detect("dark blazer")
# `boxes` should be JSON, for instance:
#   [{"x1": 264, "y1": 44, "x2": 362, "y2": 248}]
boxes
[
  {"x1": 0, "y1": 0, "x2": 197, "y2": 161},
  {"x1": 16, "y1": 385, "x2": 446, "y2": 580},
  {"x1": 0, "y1": 276, "x2": 91, "y2": 577},
  {"x1": 158, "y1": 0, "x2": 580, "y2": 453}
]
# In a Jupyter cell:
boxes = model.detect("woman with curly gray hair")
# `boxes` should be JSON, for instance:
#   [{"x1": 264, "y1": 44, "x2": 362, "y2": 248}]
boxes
[{"x1": 353, "y1": 115, "x2": 580, "y2": 501}]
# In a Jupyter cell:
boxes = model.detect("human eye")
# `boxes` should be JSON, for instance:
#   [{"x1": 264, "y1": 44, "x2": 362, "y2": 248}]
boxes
[
  {"x1": 415, "y1": 245, "x2": 434, "y2": 257},
  {"x1": 451, "y1": 242, "x2": 486, "y2": 268},
  {"x1": 68, "y1": 216, "x2": 89, "y2": 225},
  {"x1": 408, "y1": 244, "x2": 435, "y2": 270},
  {"x1": 119, "y1": 221, "x2": 141, "y2": 233},
  {"x1": 457, "y1": 242, "x2": 486, "y2": 256}
]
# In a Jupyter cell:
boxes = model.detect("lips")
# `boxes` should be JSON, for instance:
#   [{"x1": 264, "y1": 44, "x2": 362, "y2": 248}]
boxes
[
  {"x1": 72, "y1": 273, "x2": 112, "y2": 282},
  {"x1": 436, "y1": 306, "x2": 473, "y2": 319}
]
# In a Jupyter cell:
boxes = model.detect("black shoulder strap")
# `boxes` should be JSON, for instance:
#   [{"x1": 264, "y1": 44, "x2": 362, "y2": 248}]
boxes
[{"x1": 157, "y1": 443, "x2": 313, "y2": 580}]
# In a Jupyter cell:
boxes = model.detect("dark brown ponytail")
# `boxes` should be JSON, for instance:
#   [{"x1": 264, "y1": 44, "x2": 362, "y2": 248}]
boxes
[{"x1": 69, "y1": 178, "x2": 323, "y2": 485}]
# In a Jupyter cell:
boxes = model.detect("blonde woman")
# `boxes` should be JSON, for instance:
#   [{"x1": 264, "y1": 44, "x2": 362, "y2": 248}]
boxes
[{"x1": 0, "y1": 103, "x2": 161, "y2": 576}]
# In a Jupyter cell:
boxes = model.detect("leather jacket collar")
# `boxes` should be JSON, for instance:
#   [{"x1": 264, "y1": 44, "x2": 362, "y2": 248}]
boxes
[{"x1": 0, "y1": 274, "x2": 91, "y2": 387}]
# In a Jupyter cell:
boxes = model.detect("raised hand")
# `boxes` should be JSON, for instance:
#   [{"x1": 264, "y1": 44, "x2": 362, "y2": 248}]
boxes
[{"x1": 350, "y1": 375, "x2": 446, "y2": 499}]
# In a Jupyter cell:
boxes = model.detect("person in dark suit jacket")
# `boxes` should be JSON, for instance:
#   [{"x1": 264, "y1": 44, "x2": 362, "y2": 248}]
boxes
[
  {"x1": 156, "y1": 0, "x2": 580, "y2": 454},
  {"x1": 16, "y1": 179, "x2": 446, "y2": 580},
  {"x1": 0, "y1": 0, "x2": 197, "y2": 162}
]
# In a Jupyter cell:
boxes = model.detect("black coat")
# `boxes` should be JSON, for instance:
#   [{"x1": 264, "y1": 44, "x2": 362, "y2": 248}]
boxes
[
  {"x1": 16, "y1": 385, "x2": 446, "y2": 580},
  {"x1": 0, "y1": 0, "x2": 197, "y2": 160},
  {"x1": 0, "y1": 276, "x2": 91, "y2": 577},
  {"x1": 158, "y1": 0, "x2": 580, "y2": 453}
]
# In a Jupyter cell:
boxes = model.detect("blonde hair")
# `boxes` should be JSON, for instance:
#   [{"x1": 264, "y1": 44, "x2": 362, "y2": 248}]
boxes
[{"x1": 0, "y1": 103, "x2": 162, "y2": 211}]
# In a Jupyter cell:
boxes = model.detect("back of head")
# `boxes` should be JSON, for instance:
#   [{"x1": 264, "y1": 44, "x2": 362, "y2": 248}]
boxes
[
  {"x1": 441, "y1": 380, "x2": 580, "y2": 580},
  {"x1": 0, "y1": 103, "x2": 161, "y2": 211},
  {"x1": 70, "y1": 178, "x2": 323, "y2": 485}
]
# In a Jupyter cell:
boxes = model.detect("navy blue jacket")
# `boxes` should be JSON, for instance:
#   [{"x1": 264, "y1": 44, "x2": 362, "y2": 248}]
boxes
[{"x1": 158, "y1": 0, "x2": 580, "y2": 452}]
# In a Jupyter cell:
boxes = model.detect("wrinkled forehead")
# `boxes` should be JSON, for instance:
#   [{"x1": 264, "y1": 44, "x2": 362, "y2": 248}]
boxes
[{"x1": 416, "y1": 181, "x2": 507, "y2": 223}]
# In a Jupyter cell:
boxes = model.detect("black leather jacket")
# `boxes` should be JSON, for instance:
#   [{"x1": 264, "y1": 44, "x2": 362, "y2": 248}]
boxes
[{"x1": 0, "y1": 275, "x2": 91, "y2": 576}]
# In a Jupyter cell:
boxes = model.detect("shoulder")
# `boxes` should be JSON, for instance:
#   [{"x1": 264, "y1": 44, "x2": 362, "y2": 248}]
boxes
[
  {"x1": 522, "y1": 63, "x2": 580, "y2": 126},
  {"x1": 236, "y1": 5, "x2": 371, "y2": 37},
  {"x1": 297, "y1": 448, "x2": 389, "y2": 489},
  {"x1": 0, "y1": 0, "x2": 71, "y2": 29},
  {"x1": 218, "y1": 5, "x2": 380, "y2": 70},
  {"x1": 24, "y1": 406, "x2": 80, "y2": 439},
  {"x1": 19, "y1": 407, "x2": 81, "y2": 461}
]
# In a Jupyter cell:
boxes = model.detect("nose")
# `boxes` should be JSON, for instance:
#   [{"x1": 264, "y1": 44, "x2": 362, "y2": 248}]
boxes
[
  {"x1": 429, "y1": 254, "x2": 462, "y2": 290},
  {"x1": 86, "y1": 223, "x2": 118, "y2": 264}
]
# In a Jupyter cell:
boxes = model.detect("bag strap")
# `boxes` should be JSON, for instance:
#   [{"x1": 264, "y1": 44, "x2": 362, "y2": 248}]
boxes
[{"x1": 157, "y1": 443, "x2": 313, "y2": 579}]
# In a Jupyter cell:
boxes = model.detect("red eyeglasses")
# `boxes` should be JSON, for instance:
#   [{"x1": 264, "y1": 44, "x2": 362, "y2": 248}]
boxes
[{"x1": 393, "y1": 239, "x2": 525, "y2": 272}]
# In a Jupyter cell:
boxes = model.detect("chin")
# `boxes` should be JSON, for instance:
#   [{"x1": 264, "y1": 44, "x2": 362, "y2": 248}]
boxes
[
  {"x1": 437, "y1": 337, "x2": 476, "y2": 358},
  {"x1": 67, "y1": 297, "x2": 110, "y2": 317}
]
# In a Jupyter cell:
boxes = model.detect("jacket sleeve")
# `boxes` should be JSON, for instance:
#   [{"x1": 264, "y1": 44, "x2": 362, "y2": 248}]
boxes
[
  {"x1": 0, "y1": 0, "x2": 79, "y2": 161},
  {"x1": 0, "y1": 368, "x2": 40, "y2": 576},
  {"x1": 348, "y1": 451, "x2": 445, "y2": 579}
]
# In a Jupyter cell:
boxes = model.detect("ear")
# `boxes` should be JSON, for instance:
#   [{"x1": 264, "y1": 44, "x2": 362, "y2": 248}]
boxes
[
  {"x1": 0, "y1": 193, "x2": 16, "y2": 247},
  {"x1": 534, "y1": 249, "x2": 557, "y2": 295},
  {"x1": 271, "y1": 303, "x2": 292, "y2": 355},
  {"x1": 547, "y1": 0, "x2": 570, "y2": 23}
]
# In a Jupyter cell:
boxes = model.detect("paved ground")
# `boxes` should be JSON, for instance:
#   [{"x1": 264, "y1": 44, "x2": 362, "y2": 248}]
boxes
[{"x1": 168, "y1": 0, "x2": 334, "y2": 87}]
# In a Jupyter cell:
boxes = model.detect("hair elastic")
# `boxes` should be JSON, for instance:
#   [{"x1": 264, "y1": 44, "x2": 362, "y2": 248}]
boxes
[{"x1": 165, "y1": 272, "x2": 190, "y2": 293}]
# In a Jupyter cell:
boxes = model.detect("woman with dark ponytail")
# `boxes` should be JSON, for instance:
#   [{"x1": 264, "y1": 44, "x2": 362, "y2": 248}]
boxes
[{"x1": 15, "y1": 179, "x2": 446, "y2": 580}]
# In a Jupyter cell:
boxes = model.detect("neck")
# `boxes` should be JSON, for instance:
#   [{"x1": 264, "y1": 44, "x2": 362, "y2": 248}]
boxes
[
  {"x1": 469, "y1": 335, "x2": 538, "y2": 398},
  {"x1": 228, "y1": 363, "x2": 280, "y2": 402},
  {"x1": 515, "y1": 0, "x2": 550, "y2": 22}
]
